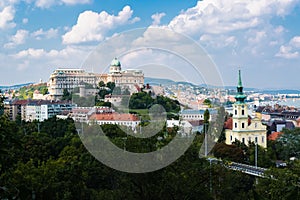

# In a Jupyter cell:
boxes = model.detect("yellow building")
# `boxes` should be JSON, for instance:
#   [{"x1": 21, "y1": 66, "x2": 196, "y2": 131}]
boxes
[{"x1": 225, "y1": 70, "x2": 267, "y2": 148}]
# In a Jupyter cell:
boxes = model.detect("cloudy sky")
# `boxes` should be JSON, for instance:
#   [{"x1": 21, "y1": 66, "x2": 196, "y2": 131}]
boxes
[{"x1": 1, "y1": 0, "x2": 300, "y2": 89}]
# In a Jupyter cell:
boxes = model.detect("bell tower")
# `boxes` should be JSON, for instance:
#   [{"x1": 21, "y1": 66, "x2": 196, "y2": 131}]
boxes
[{"x1": 232, "y1": 70, "x2": 248, "y2": 131}]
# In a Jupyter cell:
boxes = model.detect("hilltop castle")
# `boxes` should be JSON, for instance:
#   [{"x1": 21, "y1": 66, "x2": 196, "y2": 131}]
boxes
[{"x1": 47, "y1": 58, "x2": 144, "y2": 100}]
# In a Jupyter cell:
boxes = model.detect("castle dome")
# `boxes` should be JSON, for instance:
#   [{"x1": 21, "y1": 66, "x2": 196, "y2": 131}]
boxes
[
  {"x1": 111, "y1": 58, "x2": 121, "y2": 67},
  {"x1": 109, "y1": 58, "x2": 121, "y2": 74}
]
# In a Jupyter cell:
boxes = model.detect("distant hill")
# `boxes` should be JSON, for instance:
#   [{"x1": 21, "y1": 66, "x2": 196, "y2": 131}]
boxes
[
  {"x1": 145, "y1": 77, "x2": 300, "y2": 95},
  {"x1": 259, "y1": 89, "x2": 300, "y2": 95},
  {"x1": 144, "y1": 77, "x2": 203, "y2": 87},
  {"x1": 0, "y1": 83, "x2": 35, "y2": 91},
  {"x1": 144, "y1": 77, "x2": 176, "y2": 86}
]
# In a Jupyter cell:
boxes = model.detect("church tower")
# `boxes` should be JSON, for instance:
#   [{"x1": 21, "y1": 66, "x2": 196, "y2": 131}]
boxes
[
  {"x1": 225, "y1": 70, "x2": 267, "y2": 148},
  {"x1": 232, "y1": 70, "x2": 248, "y2": 132}
]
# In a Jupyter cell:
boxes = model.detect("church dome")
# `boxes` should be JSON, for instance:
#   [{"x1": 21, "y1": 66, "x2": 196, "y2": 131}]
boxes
[{"x1": 111, "y1": 58, "x2": 121, "y2": 67}]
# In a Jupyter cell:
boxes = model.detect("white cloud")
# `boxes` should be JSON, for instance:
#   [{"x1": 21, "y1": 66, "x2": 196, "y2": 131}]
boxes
[
  {"x1": 15, "y1": 48, "x2": 46, "y2": 59},
  {"x1": 276, "y1": 36, "x2": 300, "y2": 59},
  {"x1": 247, "y1": 31, "x2": 267, "y2": 45},
  {"x1": 62, "y1": 6, "x2": 140, "y2": 44},
  {"x1": 274, "y1": 25, "x2": 285, "y2": 34},
  {"x1": 26, "y1": 0, "x2": 91, "y2": 9},
  {"x1": 13, "y1": 46, "x2": 91, "y2": 61},
  {"x1": 151, "y1": 12, "x2": 166, "y2": 26},
  {"x1": 4, "y1": 29, "x2": 29, "y2": 48},
  {"x1": 200, "y1": 34, "x2": 237, "y2": 48},
  {"x1": 290, "y1": 36, "x2": 300, "y2": 48},
  {"x1": 61, "y1": 0, "x2": 91, "y2": 5},
  {"x1": 32, "y1": 28, "x2": 58, "y2": 40},
  {"x1": 22, "y1": 18, "x2": 28, "y2": 24},
  {"x1": 0, "y1": 6, "x2": 15, "y2": 29},
  {"x1": 168, "y1": 0, "x2": 297, "y2": 35},
  {"x1": 276, "y1": 45, "x2": 299, "y2": 59},
  {"x1": 34, "y1": 0, "x2": 56, "y2": 8}
]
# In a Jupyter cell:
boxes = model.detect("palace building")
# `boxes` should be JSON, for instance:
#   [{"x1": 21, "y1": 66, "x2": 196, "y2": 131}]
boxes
[
  {"x1": 98, "y1": 58, "x2": 144, "y2": 92},
  {"x1": 225, "y1": 70, "x2": 267, "y2": 148},
  {"x1": 47, "y1": 58, "x2": 144, "y2": 100}
]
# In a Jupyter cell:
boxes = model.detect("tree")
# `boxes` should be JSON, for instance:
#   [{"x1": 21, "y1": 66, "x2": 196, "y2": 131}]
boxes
[
  {"x1": 275, "y1": 128, "x2": 300, "y2": 160},
  {"x1": 98, "y1": 81, "x2": 105, "y2": 88},
  {"x1": 256, "y1": 160, "x2": 300, "y2": 199},
  {"x1": 212, "y1": 142, "x2": 245, "y2": 162},
  {"x1": 106, "y1": 82, "x2": 115, "y2": 92},
  {"x1": 203, "y1": 109, "x2": 210, "y2": 134},
  {"x1": 0, "y1": 94, "x2": 4, "y2": 116},
  {"x1": 122, "y1": 88, "x2": 130, "y2": 95},
  {"x1": 203, "y1": 98, "x2": 212, "y2": 107},
  {"x1": 112, "y1": 86, "x2": 121, "y2": 95},
  {"x1": 62, "y1": 88, "x2": 71, "y2": 100},
  {"x1": 41, "y1": 87, "x2": 48, "y2": 95}
]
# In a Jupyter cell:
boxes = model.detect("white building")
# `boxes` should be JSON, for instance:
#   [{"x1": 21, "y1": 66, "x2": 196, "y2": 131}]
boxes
[
  {"x1": 69, "y1": 106, "x2": 115, "y2": 123},
  {"x1": 88, "y1": 113, "x2": 140, "y2": 131},
  {"x1": 48, "y1": 58, "x2": 144, "y2": 100},
  {"x1": 180, "y1": 108, "x2": 217, "y2": 121},
  {"x1": 48, "y1": 68, "x2": 97, "y2": 100},
  {"x1": 22, "y1": 100, "x2": 75, "y2": 122}
]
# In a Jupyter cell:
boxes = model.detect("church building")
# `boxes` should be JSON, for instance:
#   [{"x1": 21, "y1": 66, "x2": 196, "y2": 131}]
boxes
[{"x1": 225, "y1": 70, "x2": 267, "y2": 148}]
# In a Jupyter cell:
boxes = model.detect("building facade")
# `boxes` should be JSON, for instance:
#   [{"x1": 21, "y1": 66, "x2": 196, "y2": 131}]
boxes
[
  {"x1": 4, "y1": 99, "x2": 74, "y2": 122},
  {"x1": 225, "y1": 70, "x2": 267, "y2": 148},
  {"x1": 48, "y1": 68, "x2": 97, "y2": 100},
  {"x1": 180, "y1": 108, "x2": 217, "y2": 121},
  {"x1": 88, "y1": 113, "x2": 140, "y2": 131},
  {"x1": 48, "y1": 58, "x2": 144, "y2": 99}
]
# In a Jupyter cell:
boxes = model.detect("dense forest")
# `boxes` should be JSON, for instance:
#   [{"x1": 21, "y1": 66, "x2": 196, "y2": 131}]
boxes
[
  {"x1": 1, "y1": 115, "x2": 300, "y2": 199},
  {"x1": 1, "y1": 96, "x2": 300, "y2": 199}
]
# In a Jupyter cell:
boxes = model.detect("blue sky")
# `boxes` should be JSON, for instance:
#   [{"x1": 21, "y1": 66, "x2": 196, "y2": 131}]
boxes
[{"x1": 1, "y1": 0, "x2": 300, "y2": 89}]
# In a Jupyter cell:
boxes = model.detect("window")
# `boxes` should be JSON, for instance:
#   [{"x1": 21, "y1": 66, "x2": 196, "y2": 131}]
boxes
[
  {"x1": 235, "y1": 123, "x2": 237, "y2": 128},
  {"x1": 248, "y1": 137, "x2": 251, "y2": 142},
  {"x1": 242, "y1": 123, "x2": 245, "y2": 128},
  {"x1": 242, "y1": 109, "x2": 244, "y2": 115},
  {"x1": 255, "y1": 137, "x2": 258, "y2": 143},
  {"x1": 230, "y1": 135, "x2": 232, "y2": 141},
  {"x1": 242, "y1": 138, "x2": 245, "y2": 143},
  {"x1": 262, "y1": 136, "x2": 264, "y2": 143},
  {"x1": 235, "y1": 110, "x2": 237, "y2": 115}
]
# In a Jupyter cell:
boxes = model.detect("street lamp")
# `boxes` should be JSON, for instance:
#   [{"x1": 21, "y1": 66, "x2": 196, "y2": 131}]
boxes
[
  {"x1": 255, "y1": 141, "x2": 258, "y2": 168},
  {"x1": 204, "y1": 122, "x2": 208, "y2": 157}
]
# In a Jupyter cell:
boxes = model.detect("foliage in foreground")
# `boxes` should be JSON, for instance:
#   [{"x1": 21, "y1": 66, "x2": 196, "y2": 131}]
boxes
[{"x1": 0, "y1": 114, "x2": 299, "y2": 199}]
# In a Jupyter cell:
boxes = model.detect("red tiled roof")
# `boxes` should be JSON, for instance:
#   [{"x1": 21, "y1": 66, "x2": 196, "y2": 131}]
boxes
[
  {"x1": 89, "y1": 113, "x2": 140, "y2": 121},
  {"x1": 13, "y1": 99, "x2": 28, "y2": 105},
  {"x1": 224, "y1": 117, "x2": 233, "y2": 129},
  {"x1": 224, "y1": 117, "x2": 251, "y2": 130},
  {"x1": 268, "y1": 132, "x2": 283, "y2": 141}
]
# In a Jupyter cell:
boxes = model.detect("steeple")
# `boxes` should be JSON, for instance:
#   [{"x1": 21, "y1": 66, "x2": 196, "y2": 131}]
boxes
[
  {"x1": 238, "y1": 70, "x2": 243, "y2": 88},
  {"x1": 235, "y1": 70, "x2": 246, "y2": 104}
]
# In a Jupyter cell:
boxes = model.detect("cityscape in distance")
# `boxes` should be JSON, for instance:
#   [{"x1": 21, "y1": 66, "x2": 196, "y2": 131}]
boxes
[{"x1": 1, "y1": 0, "x2": 300, "y2": 199}]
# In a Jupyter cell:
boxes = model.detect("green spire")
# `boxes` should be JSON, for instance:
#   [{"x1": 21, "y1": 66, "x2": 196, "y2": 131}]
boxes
[
  {"x1": 235, "y1": 70, "x2": 246, "y2": 104},
  {"x1": 238, "y1": 69, "x2": 242, "y2": 88}
]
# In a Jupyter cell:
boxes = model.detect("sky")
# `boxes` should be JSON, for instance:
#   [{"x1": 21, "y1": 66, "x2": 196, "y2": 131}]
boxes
[{"x1": 1, "y1": 0, "x2": 300, "y2": 89}]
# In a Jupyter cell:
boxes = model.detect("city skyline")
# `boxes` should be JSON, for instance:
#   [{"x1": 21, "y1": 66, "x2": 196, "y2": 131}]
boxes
[{"x1": 1, "y1": 0, "x2": 300, "y2": 89}]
